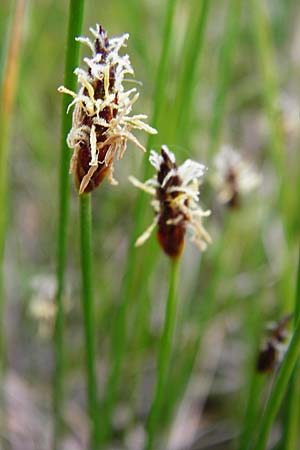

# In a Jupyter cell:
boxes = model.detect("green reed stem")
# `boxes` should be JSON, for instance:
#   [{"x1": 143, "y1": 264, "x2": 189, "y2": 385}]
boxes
[
  {"x1": 253, "y1": 245, "x2": 300, "y2": 450},
  {"x1": 145, "y1": 258, "x2": 180, "y2": 450},
  {"x1": 239, "y1": 372, "x2": 266, "y2": 450},
  {"x1": 103, "y1": 0, "x2": 178, "y2": 434},
  {"x1": 53, "y1": 0, "x2": 85, "y2": 445},
  {"x1": 250, "y1": 0, "x2": 284, "y2": 171},
  {"x1": 131, "y1": 0, "x2": 211, "y2": 369},
  {"x1": 238, "y1": 291, "x2": 265, "y2": 450},
  {"x1": 160, "y1": 214, "x2": 234, "y2": 427},
  {"x1": 209, "y1": 0, "x2": 242, "y2": 154},
  {"x1": 0, "y1": 0, "x2": 26, "y2": 374},
  {"x1": 174, "y1": 0, "x2": 211, "y2": 145},
  {"x1": 250, "y1": 0, "x2": 291, "y2": 241},
  {"x1": 79, "y1": 194, "x2": 99, "y2": 449},
  {"x1": 281, "y1": 254, "x2": 300, "y2": 450},
  {"x1": 239, "y1": 374, "x2": 265, "y2": 450}
]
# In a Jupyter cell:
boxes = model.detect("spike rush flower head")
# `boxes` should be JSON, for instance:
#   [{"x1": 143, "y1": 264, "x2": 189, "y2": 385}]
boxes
[
  {"x1": 129, "y1": 146, "x2": 211, "y2": 259},
  {"x1": 256, "y1": 315, "x2": 292, "y2": 373},
  {"x1": 212, "y1": 145, "x2": 261, "y2": 208},
  {"x1": 58, "y1": 24, "x2": 157, "y2": 194}
]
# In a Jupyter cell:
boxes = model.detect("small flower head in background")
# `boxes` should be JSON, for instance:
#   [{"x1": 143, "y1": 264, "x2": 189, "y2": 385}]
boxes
[
  {"x1": 28, "y1": 274, "x2": 71, "y2": 339},
  {"x1": 212, "y1": 145, "x2": 261, "y2": 208},
  {"x1": 279, "y1": 92, "x2": 299, "y2": 137},
  {"x1": 256, "y1": 314, "x2": 292, "y2": 373},
  {"x1": 129, "y1": 146, "x2": 211, "y2": 259},
  {"x1": 58, "y1": 24, "x2": 157, "y2": 194}
]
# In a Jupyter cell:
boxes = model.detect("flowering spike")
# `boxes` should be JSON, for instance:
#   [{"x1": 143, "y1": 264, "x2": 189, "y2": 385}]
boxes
[
  {"x1": 58, "y1": 25, "x2": 157, "y2": 194},
  {"x1": 257, "y1": 315, "x2": 292, "y2": 373},
  {"x1": 129, "y1": 146, "x2": 211, "y2": 259},
  {"x1": 212, "y1": 145, "x2": 261, "y2": 208}
]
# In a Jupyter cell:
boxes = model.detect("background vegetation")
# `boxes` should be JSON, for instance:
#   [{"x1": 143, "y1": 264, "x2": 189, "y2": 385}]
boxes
[{"x1": 1, "y1": 0, "x2": 300, "y2": 449}]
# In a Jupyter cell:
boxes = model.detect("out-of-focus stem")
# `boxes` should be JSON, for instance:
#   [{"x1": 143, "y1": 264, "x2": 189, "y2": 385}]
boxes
[
  {"x1": 209, "y1": 0, "x2": 242, "y2": 154},
  {"x1": 0, "y1": 0, "x2": 27, "y2": 373},
  {"x1": 53, "y1": 0, "x2": 85, "y2": 446},
  {"x1": 145, "y1": 258, "x2": 180, "y2": 450},
  {"x1": 103, "y1": 0, "x2": 178, "y2": 437},
  {"x1": 281, "y1": 254, "x2": 300, "y2": 450},
  {"x1": 253, "y1": 244, "x2": 300, "y2": 450}
]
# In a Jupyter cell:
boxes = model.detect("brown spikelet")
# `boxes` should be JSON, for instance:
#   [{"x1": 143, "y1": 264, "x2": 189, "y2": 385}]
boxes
[
  {"x1": 129, "y1": 146, "x2": 211, "y2": 258},
  {"x1": 58, "y1": 24, "x2": 157, "y2": 194}
]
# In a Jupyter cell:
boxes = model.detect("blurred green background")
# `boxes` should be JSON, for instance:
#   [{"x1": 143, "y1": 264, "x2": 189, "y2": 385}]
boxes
[{"x1": 1, "y1": 0, "x2": 300, "y2": 449}]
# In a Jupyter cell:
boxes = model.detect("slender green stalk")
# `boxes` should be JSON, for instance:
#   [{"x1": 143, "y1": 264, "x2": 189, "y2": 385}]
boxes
[
  {"x1": 250, "y1": 0, "x2": 284, "y2": 172},
  {"x1": 281, "y1": 254, "x2": 300, "y2": 450},
  {"x1": 253, "y1": 245, "x2": 300, "y2": 450},
  {"x1": 145, "y1": 258, "x2": 180, "y2": 450},
  {"x1": 130, "y1": 0, "x2": 211, "y2": 391},
  {"x1": 160, "y1": 294, "x2": 216, "y2": 427},
  {"x1": 53, "y1": 0, "x2": 85, "y2": 445},
  {"x1": 239, "y1": 374, "x2": 265, "y2": 450},
  {"x1": 209, "y1": 0, "x2": 242, "y2": 154},
  {"x1": 239, "y1": 293, "x2": 265, "y2": 450},
  {"x1": 281, "y1": 371, "x2": 300, "y2": 450},
  {"x1": 160, "y1": 215, "x2": 234, "y2": 426},
  {"x1": 0, "y1": 0, "x2": 26, "y2": 373},
  {"x1": 250, "y1": 0, "x2": 291, "y2": 241},
  {"x1": 103, "y1": 0, "x2": 178, "y2": 434},
  {"x1": 79, "y1": 194, "x2": 99, "y2": 449},
  {"x1": 174, "y1": 0, "x2": 211, "y2": 145}
]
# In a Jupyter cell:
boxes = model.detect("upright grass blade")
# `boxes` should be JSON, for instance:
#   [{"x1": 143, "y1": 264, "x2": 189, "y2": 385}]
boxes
[
  {"x1": 79, "y1": 194, "x2": 99, "y2": 448},
  {"x1": 252, "y1": 245, "x2": 300, "y2": 450},
  {"x1": 239, "y1": 374, "x2": 265, "y2": 450},
  {"x1": 173, "y1": 0, "x2": 211, "y2": 145},
  {"x1": 53, "y1": 0, "x2": 85, "y2": 445},
  {"x1": 281, "y1": 254, "x2": 300, "y2": 450},
  {"x1": 103, "y1": 0, "x2": 178, "y2": 433},
  {"x1": 145, "y1": 258, "x2": 180, "y2": 450},
  {"x1": 250, "y1": 0, "x2": 291, "y2": 239},
  {"x1": 0, "y1": 0, "x2": 27, "y2": 373},
  {"x1": 160, "y1": 214, "x2": 235, "y2": 426},
  {"x1": 250, "y1": 0, "x2": 284, "y2": 171},
  {"x1": 281, "y1": 370, "x2": 300, "y2": 450},
  {"x1": 130, "y1": 0, "x2": 211, "y2": 388},
  {"x1": 160, "y1": 287, "x2": 218, "y2": 428},
  {"x1": 239, "y1": 300, "x2": 265, "y2": 450},
  {"x1": 209, "y1": 0, "x2": 242, "y2": 154}
]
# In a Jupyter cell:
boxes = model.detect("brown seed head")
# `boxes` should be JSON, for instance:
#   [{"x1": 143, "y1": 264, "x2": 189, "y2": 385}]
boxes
[
  {"x1": 256, "y1": 314, "x2": 292, "y2": 373},
  {"x1": 129, "y1": 146, "x2": 211, "y2": 258},
  {"x1": 58, "y1": 24, "x2": 156, "y2": 194}
]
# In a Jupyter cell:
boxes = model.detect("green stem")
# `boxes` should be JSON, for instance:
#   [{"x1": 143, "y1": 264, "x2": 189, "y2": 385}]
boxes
[
  {"x1": 145, "y1": 258, "x2": 180, "y2": 450},
  {"x1": 79, "y1": 194, "x2": 99, "y2": 449},
  {"x1": 250, "y1": 0, "x2": 291, "y2": 242},
  {"x1": 126, "y1": 0, "x2": 211, "y2": 409},
  {"x1": 253, "y1": 244, "x2": 300, "y2": 450},
  {"x1": 147, "y1": 0, "x2": 178, "y2": 149},
  {"x1": 239, "y1": 293, "x2": 265, "y2": 450},
  {"x1": 53, "y1": 0, "x2": 85, "y2": 446},
  {"x1": 239, "y1": 374, "x2": 265, "y2": 450},
  {"x1": 160, "y1": 215, "x2": 234, "y2": 426},
  {"x1": 281, "y1": 254, "x2": 300, "y2": 450},
  {"x1": 0, "y1": 0, "x2": 26, "y2": 372},
  {"x1": 103, "y1": 0, "x2": 178, "y2": 435},
  {"x1": 209, "y1": 0, "x2": 242, "y2": 154},
  {"x1": 250, "y1": 0, "x2": 284, "y2": 171},
  {"x1": 174, "y1": 0, "x2": 211, "y2": 145}
]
